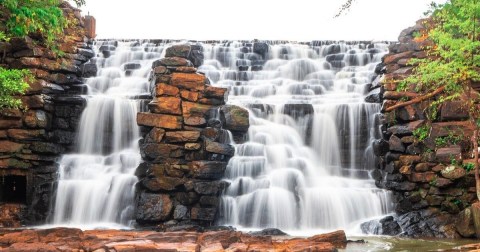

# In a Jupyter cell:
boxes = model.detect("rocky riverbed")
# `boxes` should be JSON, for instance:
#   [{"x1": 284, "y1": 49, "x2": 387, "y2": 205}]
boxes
[{"x1": 0, "y1": 228, "x2": 347, "y2": 251}]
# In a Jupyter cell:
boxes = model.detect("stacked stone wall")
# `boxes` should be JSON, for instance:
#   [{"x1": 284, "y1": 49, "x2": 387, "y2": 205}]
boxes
[
  {"x1": 370, "y1": 19, "x2": 478, "y2": 238},
  {"x1": 0, "y1": 2, "x2": 94, "y2": 226},
  {"x1": 135, "y1": 44, "x2": 249, "y2": 229}
]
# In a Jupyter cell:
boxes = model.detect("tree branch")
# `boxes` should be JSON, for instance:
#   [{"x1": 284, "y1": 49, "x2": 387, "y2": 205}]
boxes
[{"x1": 384, "y1": 85, "x2": 446, "y2": 112}]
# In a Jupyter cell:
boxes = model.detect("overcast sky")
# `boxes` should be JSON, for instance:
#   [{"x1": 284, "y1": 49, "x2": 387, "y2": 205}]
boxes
[{"x1": 74, "y1": 0, "x2": 447, "y2": 41}]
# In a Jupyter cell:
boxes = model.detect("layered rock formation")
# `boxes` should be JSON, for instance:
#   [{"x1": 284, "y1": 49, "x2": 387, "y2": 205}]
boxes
[
  {"x1": 368, "y1": 19, "x2": 479, "y2": 238},
  {"x1": 0, "y1": 2, "x2": 94, "y2": 226},
  {"x1": 135, "y1": 44, "x2": 249, "y2": 228},
  {"x1": 0, "y1": 228, "x2": 347, "y2": 251}
]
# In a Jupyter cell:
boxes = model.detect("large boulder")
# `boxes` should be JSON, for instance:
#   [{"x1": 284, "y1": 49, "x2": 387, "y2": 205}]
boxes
[
  {"x1": 220, "y1": 105, "x2": 249, "y2": 132},
  {"x1": 135, "y1": 193, "x2": 173, "y2": 222}
]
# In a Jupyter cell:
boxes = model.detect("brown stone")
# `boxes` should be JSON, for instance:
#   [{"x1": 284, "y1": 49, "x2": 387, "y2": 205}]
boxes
[
  {"x1": 399, "y1": 155, "x2": 422, "y2": 166},
  {"x1": 389, "y1": 135, "x2": 405, "y2": 152},
  {"x1": 436, "y1": 146, "x2": 462, "y2": 163},
  {"x1": 190, "y1": 207, "x2": 216, "y2": 221},
  {"x1": 383, "y1": 91, "x2": 418, "y2": 100},
  {"x1": 435, "y1": 177, "x2": 453, "y2": 187},
  {"x1": 440, "y1": 101, "x2": 469, "y2": 121},
  {"x1": 415, "y1": 163, "x2": 430, "y2": 172},
  {"x1": 155, "y1": 57, "x2": 192, "y2": 67},
  {"x1": 142, "y1": 143, "x2": 184, "y2": 159},
  {"x1": 384, "y1": 51, "x2": 414, "y2": 65},
  {"x1": 387, "y1": 120, "x2": 425, "y2": 136},
  {"x1": 440, "y1": 165, "x2": 466, "y2": 180},
  {"x1": 7, "y1": 129, "x2": 46, "y2": 140},
  {"x1": 144, "y1": 128, "x2": 165, "y2": 143},
  {"x1": 0, "y1": 141, "x2": 24, "y2": 153},
  {"x1": 308, "y1": 230, "x2": 347, "y2": 248},
  {"x1": 137, "y1": 112, "x2": 182, "y2": 129},
  {"x1": 142, "y1": 176, "x2": 184, "y2": 191},
  {"x1": 184, "y1": 116, "x2": 207, "y2": 126},
  {"x1": 190, "y1": 161, "x2": 227, "y2": 180},
  {"x1": 23, "y1": 110, "x2": 48, "y2": 128},
  {"x1": 176, "y1": 66, "x2": 197, "y2": 73},
  {"x1": 205, "y1": 141, "x2": 235, "y2": 156},
  {"x1": 185, "y1": 143, "x2": 201, "y2": 150},
  {"x1": 430, "y1": 121, "x2": 475, "y2": 138},
  {"x1": 0, "y1": 119, "x2": 22, "y2": 129},
  {"x1": 182, "y1": 101, "x2": 212, "y2": 117},
  {"x1": 399, "y1": 165, "x2": 412, "y2": 175},
  {"x1": 155, "y1": 83, "x2": 179, "y2": 97},
  {"x1": 21, "y1": 95, "x2": 45, "y2": 109},
  {"x1": 170, "y1": 73, "x2": 206, "y2": 91},
  {"x1": 456, "y1": 207, "x2": 476, "y2": 238},
  {"x1": 165, "y1": 44, "x2": 191, "y2": 58},
  {"x1": 426, "y1": 195, "x2": 445, "y2": 206},
  {"x1": 135, "y1": 193, "x2": 173, "y2": 221},
  {"x1": 180, "y1": 90, "x2": 199, "y2": 102},
  {"x1": 153, "y1": 66, "x2": 169, "y2": 74},
  {"x1": 165, "y1": 131, "x2": 201, "y2": 143},
  {"x1": 205, "y1": 86, "x2": 228, "y2": 99},
  {"x1": 148, "y1": 97, "x2": 182, "y2": 115},
  {"x1": 409, "y1": 172, "x2": 436, "y2": 183}
]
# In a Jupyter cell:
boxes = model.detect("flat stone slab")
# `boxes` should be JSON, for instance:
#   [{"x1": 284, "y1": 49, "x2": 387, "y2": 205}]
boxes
[{"x1": 0, "y1": 228, "x2": 346, "y2": 252}]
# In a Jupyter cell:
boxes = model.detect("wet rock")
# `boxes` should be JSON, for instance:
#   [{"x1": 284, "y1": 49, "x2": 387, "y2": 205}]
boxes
[
  {"x1": 165, "y1": 131, "x2": 200, "y2": 143},
  {"x1": 180, "y1": 90, "x2": 199, "y2": 102},
  {"x1": 190, "y1": 161, "x2": 227, "y2": 180},
  {"x1": 182, "y1": 101, "x2": 212, "y2": 118},
  {"x1": 436, "y1": 146, "x2": 462, "y2": 163},
  {"x1": 440, "y1": 101, "x2": 469, "y2": 121},
  {"x1": 123, "y1": 62, "x2": 141, "y2": 71},
  {"x1": 373, "y1": 139, "x2": 389, "y2": 156},
  {"x1": 361, "y1": 216, "x2": 401, "y2": 236},
  {"x1": 205, "y1": 141, "x2": 234, "y2": 156},
  {"x1": 0, "y1": 141, "x2": 24, "y2": 153},
  {"x1": 81, "y1": 62, "x2": 97, "y2": 78},
  {"x1": 142, "y1": 143, "x2": 184, "y2": 159},
  {"x1": 220, "y1": 105, "x2": 249, "y2": 132},
  {"x1": 253, "y1": 42, "x2": 269, "y2": 58},
  {"x1": 193, "y1": 181, "x2": 219, "y2": 195},
  {"x1": 249, "y1": 228, "x2": 288, "y2": 236},
  {"x1": 190, "y1": 207, "x2": 216, "y2": 221},
  {"x1": 389, "y1": 135, "x2": 405, "y2": 152},
  {"x1": 136, "y1": 193, "x2": 173, "y2": 222},
  {"x1": 173, "y1": 205, "x2": 189, "y2": 220}
]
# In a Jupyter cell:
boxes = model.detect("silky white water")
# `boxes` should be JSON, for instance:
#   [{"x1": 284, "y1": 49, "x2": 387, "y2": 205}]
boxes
[
  {"x1": 51, "y1": 41, "x2": 166, "y2": 228},
  {"x1": 199, "y1": 41, "x2": 393, "y2": 234}
]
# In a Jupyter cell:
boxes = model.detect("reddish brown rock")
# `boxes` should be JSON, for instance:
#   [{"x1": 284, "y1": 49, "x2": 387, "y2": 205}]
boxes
[
  {"x1": 180, "y1": 90, "x2": 200, "y2": 102},
  {"x1": 190, "y1": 161, "x2": 228, "y2": 180},
  {"x1": 7, "y1": 129, "x2": 45, "y2": 140},
  {"x1": 144, "y1": 128, "x2": 165, "y2": 143},
  {"x1": 170, "y1": 73, "x2": 206, "y2": 91},
  {"x1": 182, "y1": 101, "x2": 212, "y2": 117},
  {"x1": 137, "y1": 112, "x2": 182, "y2": 129},
  {"x1": 165, "y1": 131, "x2": 200, "y2": 143},
  {"x1": 440, "y1": 165, "x2": 466, "y2": 180},
  {"x1": 142, "y1": 143, "x2": 184, "y2": 159},
  {"x1": 205, "y1": 141, "x2": 235, "y2": 156},
  {"x1": 185, "y1": 143, "x2": 201, "y2": 150},
  {"x1": 148, "y1": 97, "x2": 182, "y2": 115},
  {"x1": 399, "y1": 155, "x2": 422, "y2": 166},
  {"x1": 142, "y1": 176, "x2": 184, "y2": 191},
  {"x1": 0, "y1": 141, "x2": 24, "y2": 153},
  {"x1": 21, "y1": 95, "x2": 45, "y2": 109},
  {"x1": 205, "y1": 86, "x2": 228, "y2": 99},
  {"x1": 23, "y1": 110, "x2": 48, "y2": 128},
  {"x1": 384, "y1": 51, "x2": 414, "y2": 65},
  {"x1": 153, "y1": 66, "x2": 169, "y2": 74},
  {"x1": 155, "y1": 83, "x2": 179, "y2": 97},
  {"x1": 184, "y1": 116, "x2": 207, "y2": 126},
  {"x1": 440, "y1": 101, "x2": 469, "y2": 121},
  {"x1": 436, "y1": 146, "x2": 462, "y2": 164},
  {"x1": 0, "y1": 119, "x2": 22, "y2": 129},
  {"x1": 409, "y1": 172, "x2": 436, "y2": 183}
]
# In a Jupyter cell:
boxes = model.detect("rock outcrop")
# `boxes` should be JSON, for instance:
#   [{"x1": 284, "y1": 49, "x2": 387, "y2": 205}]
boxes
[
  {"x1": 0, "y1": 228, "x2": 346, "y2": 251},
  {"x1": 369, "y1": 19, "x2": 479, "y2": 238},
  {"x1": 135, "y1": 44, "x2": 249, "y2": 228},
  {"x1": 0, "y1": 2, "x2": 94, "y2": 226}
]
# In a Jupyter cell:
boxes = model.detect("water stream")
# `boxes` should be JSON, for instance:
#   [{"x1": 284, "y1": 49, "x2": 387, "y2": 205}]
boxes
[
  {"x1": 199, "y1": 41, "x2": 393, "y2": 234},
  {"x1": 51, "y1": 41, "x2": 164, "y2": 228}
]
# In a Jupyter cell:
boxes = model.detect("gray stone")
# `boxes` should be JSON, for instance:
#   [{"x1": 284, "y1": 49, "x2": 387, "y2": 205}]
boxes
[{"x1": 135, "y1": 193, "x2": 172, "y2": 222}]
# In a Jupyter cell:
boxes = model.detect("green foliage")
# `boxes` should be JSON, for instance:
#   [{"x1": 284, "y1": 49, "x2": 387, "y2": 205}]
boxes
[
  {"x1": 463, "y1": 162, "x2": 475, "y2": 172},
  {"x1": 401, "y1": 0, "x2": 480, "y2": 102},
  {"x1": 435, "y1": 131, "x2": 463, "y2": 147},
  {"x1": 413, "y1": 125, "x2": 430, "y2": 141},
  {"x1": 0, "y1": 67, "x2": 31, "y2": 109},
  {"x1": 1, "y1": 0, "x2": 67, "y2": 48}
]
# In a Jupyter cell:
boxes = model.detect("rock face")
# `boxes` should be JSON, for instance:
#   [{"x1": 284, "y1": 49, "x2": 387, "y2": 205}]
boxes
[
  {"x1": 135, "y1": 44, "x2": 249, "y2": 227},
  {"x1": 0, "y1": 228, "x2": 346, "y2": 252},
  {"x1": 0, "y1": 2, "x2": 94, "y2": 226},
  {"x1": 370, "y1": 18, "x2": 479, "y2": 238}
]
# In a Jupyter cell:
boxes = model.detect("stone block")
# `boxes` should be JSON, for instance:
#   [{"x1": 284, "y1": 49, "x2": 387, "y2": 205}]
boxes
[
  {"x1": 155, "y1": 83, "x2": 179, "y2": 97},
  {"x1": 165, "y1": 131, "x2": 200, "y2": 143},
  {"x1": 440, "y1": 101, "x2": 469, "y2": 121},
  {"x1": 181, "y1": 101, "x2": 212, "y2": 117},
  {"x1": 148, "y1": 97, "x2": 182, "y2": 115},
  {"x1": 137, "y1": 112, "x2": 182, "y2": 129},
  {"x1": 436, "y1": 146, "x2": 462, "y2": 164},
  {"x1": 190, "y1": 207, "x2": 216, "y2": 221},
  {"x1": 170, "y1": 73, "x2": 206, "y2": 91},
  {"x1": 220, "y1": 105, "x2": 249, "y2": 132},
  {"x1": 142, "y1": 143, "x2": 184, "y2": 159},
  {"x1": 135, "y1": 193, "x2": 172, "y2": 222},
  {"x1": 189, "y1": 161, "x2": 227, "y2": 180}
]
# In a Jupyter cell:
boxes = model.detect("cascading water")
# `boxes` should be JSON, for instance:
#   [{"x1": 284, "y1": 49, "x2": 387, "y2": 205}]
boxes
[
  {"x1": 200, "y1": 41, "x2": 393, "y2": 234},
  {"x1": 51, "y1": 41, "x2": 164, "y2": 228}
]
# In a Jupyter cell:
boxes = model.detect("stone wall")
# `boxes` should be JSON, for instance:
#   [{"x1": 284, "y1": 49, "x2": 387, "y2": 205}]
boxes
[
  {"x1": 0, "y1": 2, "x2": 94, "y2": 226},
  {"x1": 135, "y1": 44, "x2": 249, "y2": 229},
  {"x1": 368, "y1": 19, "x2": 478, "y2": 238}
]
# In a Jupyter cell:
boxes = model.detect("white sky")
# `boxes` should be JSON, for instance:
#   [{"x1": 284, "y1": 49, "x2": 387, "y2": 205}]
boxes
[{"x1": 75, "y1": 0, "x2": 447, "y2": 41}]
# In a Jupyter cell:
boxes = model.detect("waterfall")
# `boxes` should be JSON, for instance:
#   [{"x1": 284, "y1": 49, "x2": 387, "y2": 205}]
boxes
[
  {"x1": 51, "y1": 41, "x2": 165, "y2": 228},
  {"x1": 202, "y1": 42, "x2": 393, "y2": 234}
]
